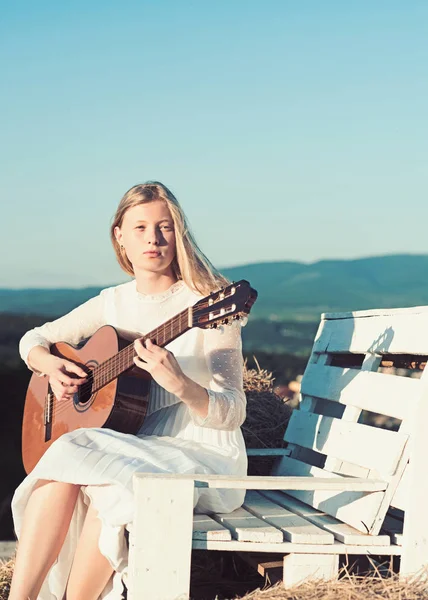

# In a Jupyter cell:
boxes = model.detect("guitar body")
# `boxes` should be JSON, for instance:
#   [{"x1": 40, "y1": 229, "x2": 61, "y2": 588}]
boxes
[{"x1": 22, "y1": 325, "x2": 151, "y2": 474}]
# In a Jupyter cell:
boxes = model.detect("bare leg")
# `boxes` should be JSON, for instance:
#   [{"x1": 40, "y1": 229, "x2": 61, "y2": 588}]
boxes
[
  {"x1": 9, "y1": 479, "x2": 80, "y2": 600},
  {"x1": 65, "y1": 502, "x2": 114, "y2": 600}
]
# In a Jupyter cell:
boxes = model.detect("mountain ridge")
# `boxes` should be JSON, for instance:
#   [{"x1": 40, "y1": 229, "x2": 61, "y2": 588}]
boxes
[{"x1": 1, "y1": 254, "x2": 427, "y2": 319}]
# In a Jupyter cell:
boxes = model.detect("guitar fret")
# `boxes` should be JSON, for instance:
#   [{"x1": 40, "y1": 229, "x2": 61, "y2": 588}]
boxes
[{"x1": 90, "y1": 309, "x2": 191, "y2": 392}]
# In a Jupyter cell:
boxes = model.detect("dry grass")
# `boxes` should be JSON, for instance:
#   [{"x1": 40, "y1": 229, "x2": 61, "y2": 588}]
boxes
[
  {"x1": 2, "y1": 557, "x2": 428, "y2": 600},
  {"x1": 236, "y1": 570, "x2": 428, "y2": 600},
  {"x1": 190, "y1": 553, "x2": 428, "y2": 600},
  {"x1": 0, "y1": 559, "x2": 13, "y2": 600}
]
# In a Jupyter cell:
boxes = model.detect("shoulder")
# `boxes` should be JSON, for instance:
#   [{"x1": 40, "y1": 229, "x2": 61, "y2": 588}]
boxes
[
  {"x1": 183, "y1": 284, "x2": 205, "y2": 302},
  {"x1": 98, "y1": 279, "x2": 135, "y2": 300},
  {"x1": 92, "y1": 281, "x2": 135, "y2": 322}
]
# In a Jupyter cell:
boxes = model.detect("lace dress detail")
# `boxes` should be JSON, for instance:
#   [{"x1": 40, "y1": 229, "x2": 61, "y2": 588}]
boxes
[
  {"x1": 134, "y1": 278, "x2": 186, "y2": 302},
  {"x1": 12, "y1": 279, "x2": 247, "y2": 600}
]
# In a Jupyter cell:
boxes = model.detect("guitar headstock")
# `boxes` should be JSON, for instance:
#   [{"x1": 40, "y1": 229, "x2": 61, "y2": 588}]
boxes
[{"x1": 192, "y1": 280, "x2": 258, "y2": 330}]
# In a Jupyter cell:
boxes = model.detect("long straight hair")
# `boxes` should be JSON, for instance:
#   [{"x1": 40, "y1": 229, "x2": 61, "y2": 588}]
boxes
[{"x1": 110, "y1": 181, "x2": 229, "y2": 296}]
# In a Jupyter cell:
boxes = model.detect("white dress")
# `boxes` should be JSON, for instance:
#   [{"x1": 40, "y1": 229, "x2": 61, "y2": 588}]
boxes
[{"x1": 12, "y1": 279, "x2": 247, "y2": 600}]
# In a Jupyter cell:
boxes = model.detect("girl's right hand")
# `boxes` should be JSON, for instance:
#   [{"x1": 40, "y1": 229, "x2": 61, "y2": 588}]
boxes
[{"x1": 47, "y1": 356, "x2": 88, "y2": 402}]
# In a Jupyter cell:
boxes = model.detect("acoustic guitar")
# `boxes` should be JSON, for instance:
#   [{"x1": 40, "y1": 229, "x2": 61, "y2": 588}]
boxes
[{"x1": 22, "y1": 279, "x2": 258, "y2": 473}]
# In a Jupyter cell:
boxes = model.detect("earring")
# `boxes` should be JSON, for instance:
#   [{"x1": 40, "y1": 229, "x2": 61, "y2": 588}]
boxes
[{"x1": 120, "y1": 245, "x2": 124, "y2": 249}]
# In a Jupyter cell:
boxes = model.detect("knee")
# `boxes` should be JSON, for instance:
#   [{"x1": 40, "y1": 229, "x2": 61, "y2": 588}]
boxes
[
  {"x1": 65, "y1": 589, "x2": 86, "y2": 600},
  {"x1": 32, "y1": 479, "x2": 80, "y2": 499}
]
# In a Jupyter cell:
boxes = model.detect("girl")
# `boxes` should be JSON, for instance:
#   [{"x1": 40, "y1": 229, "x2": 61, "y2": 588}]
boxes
[{"x1": 9, "y1": 182, "x2": 247, "y2": 600}]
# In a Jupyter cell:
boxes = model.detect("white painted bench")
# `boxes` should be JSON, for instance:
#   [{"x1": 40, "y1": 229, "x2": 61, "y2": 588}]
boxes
[{"x1": 127, "y1": 306, "x2": 428, "y2": 599}]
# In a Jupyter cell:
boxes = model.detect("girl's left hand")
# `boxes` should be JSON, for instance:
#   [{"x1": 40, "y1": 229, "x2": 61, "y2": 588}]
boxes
[{"x1": 133, "y1": 338, "x2": 188, "y2": 397}]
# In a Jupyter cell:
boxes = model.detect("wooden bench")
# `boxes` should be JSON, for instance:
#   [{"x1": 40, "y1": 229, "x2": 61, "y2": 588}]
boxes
[{"x1": 127, "y1": 305, "x2": 428, "y2": 600}]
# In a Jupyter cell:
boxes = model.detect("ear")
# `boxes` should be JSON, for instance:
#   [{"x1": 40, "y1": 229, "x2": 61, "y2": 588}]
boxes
[{"x1": 114, "y1": 226, "x2": 122, "y2": 246}]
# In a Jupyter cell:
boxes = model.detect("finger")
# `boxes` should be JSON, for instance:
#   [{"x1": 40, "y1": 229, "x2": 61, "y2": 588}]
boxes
[
  {"x1": 58, "y1": 372, "x2": 87, "y2": 387},
  {"x1": 51, "y1": 386, "x2": 62, "y2": 399},
  {"x1": 135, "y1": 338, "x2": 147, "y2": 349},
  {"x1": 134, "y1": 340, "x2": 153, "y2": 359},
  {"x1": 65, "y1": 361, "x2": 88, "y2": 379},
  {"x1": 134, "y1": 356, "x2": 150, "y2": 372},
  {"x1": 59, "y1": 382, "x2": 78, "y2": 395},
  {"x1": 52, "y1": 387, "x2": 70, "y2": 401},
  {"x1": 135, "y1": 338, "x2": 152, "y2": 351},
  {"x1": 57, "y1": 373, "x2": 81, "y2": 387},
  {"x1": 145, "y1": 340, "x2": 170, "y2": 362},
  {"x1": 60, "y1": 395, "x2": 73, "y2": 402},
  {"x1": 145, "y1": 339, "x2": 166, "y2": 354}
]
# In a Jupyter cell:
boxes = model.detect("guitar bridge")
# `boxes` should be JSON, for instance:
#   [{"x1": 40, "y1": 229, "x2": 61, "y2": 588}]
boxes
[{"x1": 44, "y1": 386, "x2": 53, "y2": 442}]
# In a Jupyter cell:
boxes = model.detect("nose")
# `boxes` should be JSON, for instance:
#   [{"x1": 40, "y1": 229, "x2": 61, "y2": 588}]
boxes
[{"x1": 146, "y1": 226, "x2": 160, "y2": 245}]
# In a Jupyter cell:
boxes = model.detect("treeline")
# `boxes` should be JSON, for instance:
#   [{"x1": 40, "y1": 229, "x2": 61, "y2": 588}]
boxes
[{"x1": 0, "y1": 365, "x2": 29, "y2": 539}]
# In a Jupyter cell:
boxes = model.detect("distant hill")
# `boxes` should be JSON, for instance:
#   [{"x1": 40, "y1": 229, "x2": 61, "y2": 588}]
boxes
[
  {"x1": 1, "y1": 254, "x2": 428, "y2": 320},
  {"x1": 223, "y1": 254, "x2": 428, "y2": 319}
]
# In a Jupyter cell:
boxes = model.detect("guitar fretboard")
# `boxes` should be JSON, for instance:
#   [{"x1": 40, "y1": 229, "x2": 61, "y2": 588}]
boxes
[{"x1": 91, "y1": 307, "x2": 192, "y2": 391}]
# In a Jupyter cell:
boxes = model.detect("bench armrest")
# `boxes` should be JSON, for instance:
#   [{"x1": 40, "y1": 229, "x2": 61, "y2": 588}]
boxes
[{"x1": 133, "y1": 473, "x2": 387, "y2": 492}]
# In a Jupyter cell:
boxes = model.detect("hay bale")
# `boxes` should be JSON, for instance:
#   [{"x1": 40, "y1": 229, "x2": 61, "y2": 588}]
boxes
[{"x1": 243, "y1": 358, "x2": 292, "y2": 476}]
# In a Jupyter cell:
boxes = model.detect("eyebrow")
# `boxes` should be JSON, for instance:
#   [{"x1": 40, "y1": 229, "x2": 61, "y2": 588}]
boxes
[{"x1": 135, "y1": 219, "x2": 173, "y2": 224}]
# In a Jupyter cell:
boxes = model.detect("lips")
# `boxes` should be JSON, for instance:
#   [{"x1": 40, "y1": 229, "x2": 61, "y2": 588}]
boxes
[{"x1": 144, "y1": 251, "x2": 161, "y2": 257}]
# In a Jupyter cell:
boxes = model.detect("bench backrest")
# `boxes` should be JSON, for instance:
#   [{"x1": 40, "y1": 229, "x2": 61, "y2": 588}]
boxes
[{"x1": 273, "y1": 306, "x2": 428, "y2": 534}]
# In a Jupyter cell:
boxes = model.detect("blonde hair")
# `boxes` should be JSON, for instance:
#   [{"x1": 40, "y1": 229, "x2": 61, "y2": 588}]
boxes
[{"x1": 110, "y1": 181, "x2": 230, "y2": 296}]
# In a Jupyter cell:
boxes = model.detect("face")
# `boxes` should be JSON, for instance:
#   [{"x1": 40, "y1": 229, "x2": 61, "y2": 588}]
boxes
[{"x1": 115, "y1": 201, "x2": 177, "y2": 277}]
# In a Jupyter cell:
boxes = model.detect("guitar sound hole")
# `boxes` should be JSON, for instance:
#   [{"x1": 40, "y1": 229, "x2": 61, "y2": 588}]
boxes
[
  {"x1": 74, "y1": 363, "x2": 97, "y2": 411},
  {"x1": 74, "y1": 385, "x2": 96, "y2": 412},
  {"x1": 77, "y1": 385, "x2": 93, "y2": 405}
]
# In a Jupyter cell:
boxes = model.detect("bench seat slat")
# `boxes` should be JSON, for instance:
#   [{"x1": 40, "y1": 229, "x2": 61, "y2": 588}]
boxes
[
  {"x1": 262, "y1": 491, "x2": 392, "y2": 545},
  {"x1": 272, "y1": 455, "x2": 393, "y2": 534},
  {"x1": 192, "y1": 514, "x2": 232, "y2": 541},
  {"x1": 211, "y1": 507, "x2": 284, "y2": 543},
  {"x1": 192, "y1": 539, "x2": 401, "y2": 554},
  {"x1": 243, "y1": 490, "x2": 334, "y2": 544},
  {"x1": 246, "y1": 448, "x2": 290, "y2": 456}
]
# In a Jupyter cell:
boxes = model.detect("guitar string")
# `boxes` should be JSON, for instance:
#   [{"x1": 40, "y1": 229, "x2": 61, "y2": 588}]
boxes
[
  {"x1": 63, "y1": 309, "x2": 189, "y2": 396},
  {"x1": 51, "y1": 314, "x2": 191, "y2": 418},
  {"x1": 76, "y1": 294, "x2": 228, "y2": 393},
  {"x1": 52, "y1": 309, "x2": 240, "y2": 419}
]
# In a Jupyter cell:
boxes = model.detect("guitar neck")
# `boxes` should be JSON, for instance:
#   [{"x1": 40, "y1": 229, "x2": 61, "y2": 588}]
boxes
[
  {"x1": 92, "y1": 307, "x2": 192, "y2": 391},
  {"x1": 88, "y1": 278, "x2": 258, "y2": 392}
]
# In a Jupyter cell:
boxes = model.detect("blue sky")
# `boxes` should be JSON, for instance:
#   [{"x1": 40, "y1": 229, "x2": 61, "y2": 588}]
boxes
[{"x1": 1, "y1": 1, "x2": 427, "y2": 287}]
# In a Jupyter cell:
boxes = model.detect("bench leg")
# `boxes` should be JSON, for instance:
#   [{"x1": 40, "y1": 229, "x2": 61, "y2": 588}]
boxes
[
  {"x1": 128, "y1": 476, "x2": 195, "y2": 600},
  {"x1": 283, "y1": 553, "x2": 339, "y2": 588}
]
